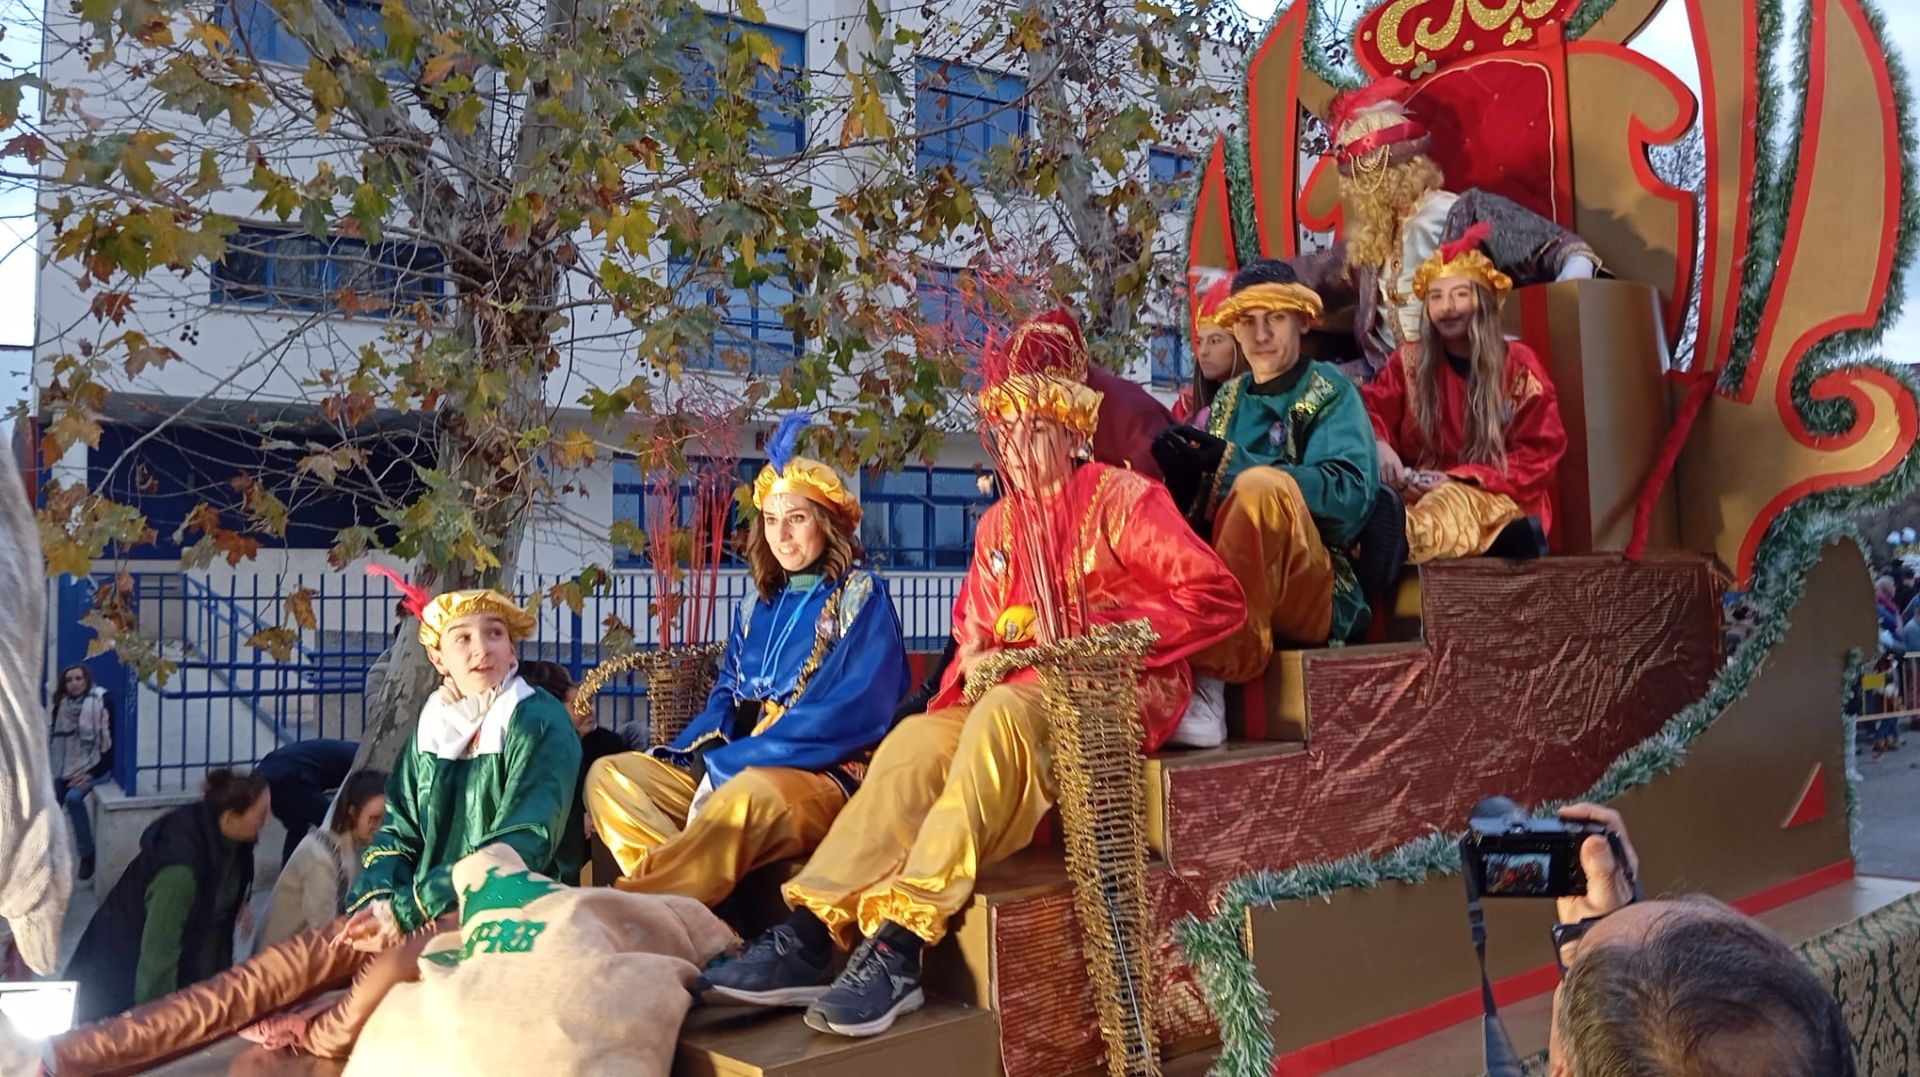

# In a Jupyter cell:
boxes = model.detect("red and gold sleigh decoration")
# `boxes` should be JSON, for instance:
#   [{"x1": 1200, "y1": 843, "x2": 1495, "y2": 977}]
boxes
[{"x1": 1189, "y1": 0, "x2": 1918, "y2": 586}]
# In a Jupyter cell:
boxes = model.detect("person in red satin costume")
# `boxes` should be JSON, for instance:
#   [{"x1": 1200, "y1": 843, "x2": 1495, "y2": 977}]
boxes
[{"x1": 697, "y1": 308, "x2": 1244, "y2": 1039}]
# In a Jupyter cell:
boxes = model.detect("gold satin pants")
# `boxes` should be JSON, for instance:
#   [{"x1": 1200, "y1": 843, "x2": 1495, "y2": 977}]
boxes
[
  {"x1": 1197, "y1": 466, "x2": 1336, "y2": 684},
  {"x1": 1406, "y1": 481, "x2": 1523, "y2": 564},
  {"x1": 584, "y1": 751, "x2": 846, "y2": 906},
  {"x1": 783, "y1": 683, "x2": 1053, "y2": 947}
]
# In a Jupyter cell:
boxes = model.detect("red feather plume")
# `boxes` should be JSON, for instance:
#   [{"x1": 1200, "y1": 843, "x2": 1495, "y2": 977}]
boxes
[
  {"x1": 365, "y1": 564, "x2": 431, "y2": 620},
  {"x1": 1438, "y1": 221, "x2": 1493, "y2": 264},
  {"x1": 1328, "y1": 76, "x2": 1415, "y2": 135}
]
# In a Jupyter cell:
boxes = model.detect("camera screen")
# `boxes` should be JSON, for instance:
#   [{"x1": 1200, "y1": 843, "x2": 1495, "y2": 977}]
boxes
[{"x1": 1482, "y1": 852, "x2": 1553, "y2": 896}]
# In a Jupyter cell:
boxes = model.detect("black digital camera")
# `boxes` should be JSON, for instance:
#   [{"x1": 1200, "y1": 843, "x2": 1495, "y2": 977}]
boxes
[{"x1": 1460, "y1": 796, "x2": 1611, "y2": 899}]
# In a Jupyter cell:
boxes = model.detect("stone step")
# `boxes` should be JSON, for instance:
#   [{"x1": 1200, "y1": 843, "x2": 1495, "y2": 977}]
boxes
[{"x1": 674, "y1": 999, "x2": 998, "y2": 1077}]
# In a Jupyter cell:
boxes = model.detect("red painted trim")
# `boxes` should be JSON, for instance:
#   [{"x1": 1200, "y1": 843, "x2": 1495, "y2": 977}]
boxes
[
  {"x1": 1729, "y1": 859, "x2": 1856, "y2": 918},
  {"x1": 1246, "y1": 1, "x2": 1306, "y2": 259},
  {"x1": 1540, "y1": 25, "x2": 1575, "y2": 229},
  {"x1": 1565, "y1": 40, "x2": 1698, "y2": 344},
  {"x1": 1728, "y1": 0, "x2": 1913, "y2": 583},
  {"x1": 1298, "y1": 156, "x2": 1342, "y2": 238},
  {"x1": 1189, "y1": 137, "x2": 1240, "y2": 341},
  {"x1": 1271, "y1": 859, "x2": 1858, "y2": 1075},
  {"x1": 1685, "y1": 0, "x2": 1760, "y2": 376}
]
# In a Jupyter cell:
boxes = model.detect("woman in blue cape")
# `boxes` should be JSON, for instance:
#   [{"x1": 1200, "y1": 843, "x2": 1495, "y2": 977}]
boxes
[{"x1": 586, "y1": 421, "x2": 908, "y2": 904}]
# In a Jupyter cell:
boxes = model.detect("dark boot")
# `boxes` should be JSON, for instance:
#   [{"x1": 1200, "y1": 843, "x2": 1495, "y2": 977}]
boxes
[{"x1": 1486, "y1": 517, "x2": 1549, "y2": 560}]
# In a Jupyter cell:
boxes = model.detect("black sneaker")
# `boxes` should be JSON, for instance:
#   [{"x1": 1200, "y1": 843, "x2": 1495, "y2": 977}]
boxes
[
  {"x1": 696, "y1": 924, "x2": 834, "y2": 1007},
  {"x1": 803, "y1": 934, "x2": 924, "y2": 1037}
]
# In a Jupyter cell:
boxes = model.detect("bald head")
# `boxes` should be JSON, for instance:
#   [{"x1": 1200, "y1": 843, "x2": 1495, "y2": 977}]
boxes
[{"x1": 1553, "y1": 896, "x2": 1854, "y2": 1077}]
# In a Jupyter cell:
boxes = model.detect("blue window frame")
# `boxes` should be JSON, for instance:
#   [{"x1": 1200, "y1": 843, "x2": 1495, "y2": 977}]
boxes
[
  {"x1": 1149, "y1": 148, "x2": 1197, "y2": 209},
  {"x1": 918, "y1": 265, "x2": 989, "y2": 350},
  {"x1": 211, "y1": 225, "x2": 446, "y2": 315},
  {"x1": 219, "y1": 0, "x2": 386, "y2": 67},
  {"x1": 612, "y1": 458, "x2": 760, "y2": 569},
  {"x1": 1149, "y1": 326, "x2": 1192, "y2": 389},
  {"x1": 915, "y1": 60, "x2": 1027, "y2": 183},
  {"x1": 861, "y1": 467, "x2": 993, "y2": 570},
  {"x1": 670, "y1": 255, "x2": 800, "y2": 375},
  {"x1": 681, "y1": 17, "x2": 807, "y2": 156}
]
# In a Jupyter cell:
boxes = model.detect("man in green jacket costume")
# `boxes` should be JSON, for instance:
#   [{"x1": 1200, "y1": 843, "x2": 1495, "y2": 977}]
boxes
[{"x1": 1153, "y1": 259, "x2": 1378, "y2": 744}]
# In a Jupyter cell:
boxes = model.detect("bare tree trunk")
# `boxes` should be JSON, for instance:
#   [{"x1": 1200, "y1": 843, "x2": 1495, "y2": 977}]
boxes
[
  {"x1": 350, "y1": 246, "x2": 556, "y2": 775},
  {"x1": 1029, "y1": 0, "x2": 1142, "y2": 345}
]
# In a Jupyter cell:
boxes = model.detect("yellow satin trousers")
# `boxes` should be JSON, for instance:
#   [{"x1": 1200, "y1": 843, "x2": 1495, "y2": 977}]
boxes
[
  {"x1": 584, "y1": 752, "x2": 846, "y2": 906},
  {"x1": 1197, "y1": 466, "x2": 1336, "y2": 684},
  {"x1": 1406, "y1": 482, "x2": 1523, "y2": 563},
  {"x1": 782, "y1": 683, "x2": 1053, "y2": 947}
]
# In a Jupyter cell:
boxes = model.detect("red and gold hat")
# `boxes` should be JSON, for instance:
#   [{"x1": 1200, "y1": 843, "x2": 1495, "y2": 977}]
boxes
[
  {"x1": 1411, "y1": 222, "x2": 1512, "y2": 301},
  {"x1": 1329, "y1": 77, "x2": 1432, "y2": 178},
  {"x1": 977, "y1": 308, "x2": 1103, "y2": 438},
  {"x1": 1193, "y1": 277, "x2": 1234, "y2": 338}
]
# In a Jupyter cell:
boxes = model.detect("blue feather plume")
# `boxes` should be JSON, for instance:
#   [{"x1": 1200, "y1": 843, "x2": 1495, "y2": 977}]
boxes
[{"x1": 767, "y1": 412, "x2": 811, "y2": 474}]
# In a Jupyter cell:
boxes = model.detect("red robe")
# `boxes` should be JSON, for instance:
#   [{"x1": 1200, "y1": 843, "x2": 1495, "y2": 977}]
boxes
[
  {"x1": 930, "y1": 463, "x2": 1245, "y2": 750},
  {"x1": 1360, "y1": 341, "x2": 1568, "y2": 533}
]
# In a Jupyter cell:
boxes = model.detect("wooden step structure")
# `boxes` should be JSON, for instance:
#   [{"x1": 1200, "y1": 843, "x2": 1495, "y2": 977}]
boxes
[{"x1": 683, "y1": 551, "x2": 1742, "y2": 1077}]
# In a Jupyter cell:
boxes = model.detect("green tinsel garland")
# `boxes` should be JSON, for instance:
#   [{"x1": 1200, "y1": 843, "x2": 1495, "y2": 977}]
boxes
[{"x1": 1178, "y1": 4, "x2": 1920, "y2": 1073}]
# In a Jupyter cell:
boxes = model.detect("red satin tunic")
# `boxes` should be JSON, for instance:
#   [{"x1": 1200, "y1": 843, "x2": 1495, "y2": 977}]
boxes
[
  {"x1": 1361, "y1": 340, "x2": 1569, "y2": 532},
  {"x1": 930, "y1": 463, "x2": 1245, "y2": 750}
]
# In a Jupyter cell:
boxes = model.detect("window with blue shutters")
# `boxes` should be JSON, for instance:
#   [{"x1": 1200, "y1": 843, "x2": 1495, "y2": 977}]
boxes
[
  {"x1": 211, "y1": 226, "x2": 446, "y2": 315},
  {"x1": 611, "y1": 458, "x2": 761, "y2": 569},
  {"x1": 860, "y1": 467, "x2": 993, "y2": 570},
  {"x1": 915, "y1": 60, "x2": 1027, "y2": 184},
  {"x1": 682, "y1": 17, "x2": 807, "y2": 157},
  {"x1": 670, "y1": 255, "x2": 801, "y2": 375}
]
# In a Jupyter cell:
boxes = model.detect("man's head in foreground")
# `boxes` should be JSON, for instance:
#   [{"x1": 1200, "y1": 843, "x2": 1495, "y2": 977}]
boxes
[{"x1": 1548, "y1": 806, "x2": 1855, "y2": 1077}]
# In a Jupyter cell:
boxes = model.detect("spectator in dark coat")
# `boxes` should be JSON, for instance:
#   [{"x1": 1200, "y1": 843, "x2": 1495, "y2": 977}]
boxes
[
  {"x1": 255, "y1": 738, "x2": 358, "y2": 866},
  {"x1": 521, "y1": 661, "x2": 626, "y2": 884},
  {"x1": 66, "y1": 769, "x2": 270, "y2": 1021}
]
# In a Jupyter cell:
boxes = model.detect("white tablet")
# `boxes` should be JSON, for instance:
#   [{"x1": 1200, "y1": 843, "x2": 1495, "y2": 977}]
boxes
[{"x1": 0, "y1": 981, "x2": 77, "y2": 1039}]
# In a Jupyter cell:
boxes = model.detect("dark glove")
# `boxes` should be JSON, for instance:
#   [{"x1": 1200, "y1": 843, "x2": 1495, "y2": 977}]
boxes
[
  {"x1": 647, "y1": 742, "x2": 718, "y2": 783},
  {"x1": 1151, "y1": 425, "x2": 1229, "y2": 520}
]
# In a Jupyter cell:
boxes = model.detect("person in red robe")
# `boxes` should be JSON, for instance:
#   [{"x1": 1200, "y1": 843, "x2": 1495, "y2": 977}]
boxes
[
  {"x1": 697, "y1": 309, "x2": 1244, "y2": 1039},
  {"x1": 1361, "y1": 223, "x2": 1568, "y2": 561}
]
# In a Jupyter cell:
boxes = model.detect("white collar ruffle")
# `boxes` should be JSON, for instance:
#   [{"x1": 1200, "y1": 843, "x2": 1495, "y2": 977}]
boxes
[{"x1": 414, "y1": 672, "x2": 533, "y2": 760}]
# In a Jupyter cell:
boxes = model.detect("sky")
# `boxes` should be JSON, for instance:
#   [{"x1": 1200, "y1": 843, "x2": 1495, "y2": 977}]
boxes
[{"x1": 2, "y1": 0, "x2": 1919, "y2": 416}]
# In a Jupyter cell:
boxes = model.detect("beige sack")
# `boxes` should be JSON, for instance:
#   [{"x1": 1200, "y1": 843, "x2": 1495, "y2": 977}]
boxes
[{"x1": 343, "y1": 846, "x2": 735, "y2": 1077}]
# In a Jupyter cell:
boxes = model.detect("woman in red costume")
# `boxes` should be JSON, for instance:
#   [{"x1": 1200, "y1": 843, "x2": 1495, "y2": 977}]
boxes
[
  {"x1": 1172, "y1": 277, "x2": 1246, "y2": 426},
  {"x1": 1362, "y1": 223, "x2": 1568, "y2": 561}
]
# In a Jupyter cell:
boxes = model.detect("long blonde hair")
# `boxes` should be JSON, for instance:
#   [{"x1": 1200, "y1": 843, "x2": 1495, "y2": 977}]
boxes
[
  {"x1": 1343, "y1": 156, "x2": 1446, "y2": 273},
  {"x1": 1414, "y1": 281, "x2": 1510, "y2": 470}
]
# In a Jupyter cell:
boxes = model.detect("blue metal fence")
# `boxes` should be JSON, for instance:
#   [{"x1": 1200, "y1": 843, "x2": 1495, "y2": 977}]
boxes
[{"x1": 60, "y1": 570, "x2": 964, "y2": 795}]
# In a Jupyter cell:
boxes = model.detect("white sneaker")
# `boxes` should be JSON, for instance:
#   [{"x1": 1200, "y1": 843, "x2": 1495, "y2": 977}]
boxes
[{"x1": 1169, "y1": 676, "x2": 1227, "y2": 748}]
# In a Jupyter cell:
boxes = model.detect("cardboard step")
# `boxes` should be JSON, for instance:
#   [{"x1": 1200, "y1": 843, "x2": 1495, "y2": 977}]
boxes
[
  {"x1": 675, "y1": 999, "x2": 997, "y2": 1077},
  {"x1": 1146, "y1": 739, "x2": 1306, "y2": 859}
]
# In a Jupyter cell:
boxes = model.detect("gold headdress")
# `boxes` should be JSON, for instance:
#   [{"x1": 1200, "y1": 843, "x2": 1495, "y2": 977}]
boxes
[
  {"x1": 751, "y1": 414, "x2": 861, "y2": 526},
  {"x1": 366, "y1": 565, "x2": 538, "y2": 651},
  {"x1": 976, "y1": 308, "x2": 1104, "y2": 438},
  {"x1": 1410, "y1": 222, "x2": 1513, "y2": 302}
]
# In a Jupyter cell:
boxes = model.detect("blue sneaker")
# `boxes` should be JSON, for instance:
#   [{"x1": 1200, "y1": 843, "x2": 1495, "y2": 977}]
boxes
[
  {"x1": 803, "y1": 933, "x2": 924, "y2": 1037},
  {"x1": 697, "y1": 924, "x2": 834, "y2": 1007}
]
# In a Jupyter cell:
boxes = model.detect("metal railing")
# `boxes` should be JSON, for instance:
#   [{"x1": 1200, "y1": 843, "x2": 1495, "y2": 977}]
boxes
[
  {"x1": 67, "y1": 569, "x2": 963, "y2": 794},
  {"x1": 1854, "y1": 652, "x2": 1920, "y2": 723}
]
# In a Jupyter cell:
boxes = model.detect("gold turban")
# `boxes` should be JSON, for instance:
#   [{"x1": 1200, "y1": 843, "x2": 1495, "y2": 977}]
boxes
[
  {"x1": 752, "y1": 456, "x2": 861, "y2": 527},
  {"x1": 419, "y1": 590, "x2": 537, "y2": 651}
]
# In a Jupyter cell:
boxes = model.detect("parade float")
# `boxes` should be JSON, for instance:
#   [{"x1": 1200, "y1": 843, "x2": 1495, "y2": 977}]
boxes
[{"x1": 669, "y1": 0, "x2": 1920, "y2": 1074}]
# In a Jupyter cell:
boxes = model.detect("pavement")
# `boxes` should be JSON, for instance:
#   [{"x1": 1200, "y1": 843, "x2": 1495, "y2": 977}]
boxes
[{"x1": 1852, "y1": 723, "x2": 1920, "y2": 878}]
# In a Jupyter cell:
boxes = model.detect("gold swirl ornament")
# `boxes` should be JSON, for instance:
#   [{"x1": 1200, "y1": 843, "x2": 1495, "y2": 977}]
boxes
[{"x1": 996, "y1": 605, "x2": 1038, "y2": 645}]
